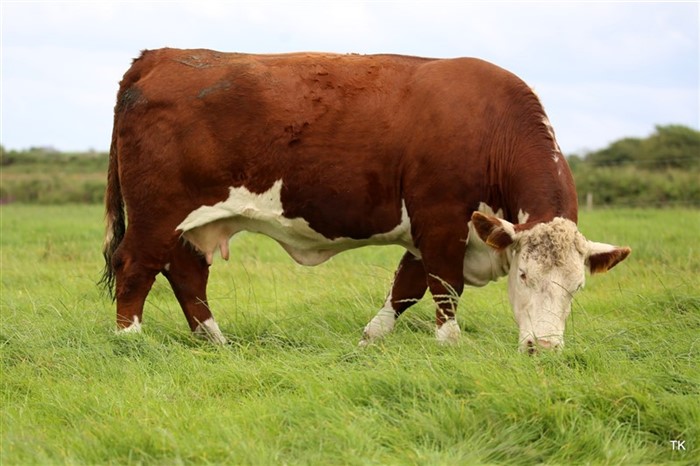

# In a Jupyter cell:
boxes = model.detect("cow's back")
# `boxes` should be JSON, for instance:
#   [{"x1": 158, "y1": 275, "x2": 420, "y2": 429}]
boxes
[{"x1": 114, "y1": 49, "x2": 565, "y2": 245}]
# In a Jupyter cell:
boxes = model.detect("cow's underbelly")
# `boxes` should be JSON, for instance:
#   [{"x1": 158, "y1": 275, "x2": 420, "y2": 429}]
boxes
[
  {"x1": 177, "y1": 180, "x2": 416, "y2": 265},
  {"x1": 178, "y1": 183, "x2": 511, "y2": 285}
]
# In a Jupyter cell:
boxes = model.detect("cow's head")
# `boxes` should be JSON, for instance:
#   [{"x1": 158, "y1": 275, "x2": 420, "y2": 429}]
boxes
[{"x1": 471, "y1": 212, "x2": 630, "y2": 353}]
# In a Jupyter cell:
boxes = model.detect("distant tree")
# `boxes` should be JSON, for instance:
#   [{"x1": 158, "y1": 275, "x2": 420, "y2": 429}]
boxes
[
  {"x1": 639, "y1": 124, "x2": 700, "y2": 169},
  {"x1": 566, "y1": 153, "x2": 584, "y2": 170},
  {"x1": 0, "y1": 145, "x2": 15, "y2": 166},
  {"x1": 586, "y1": 137, "x2": 642, "y2": 167},
  {"x1": 583, "y1": 125, "x2": 700, "y2": 170}
]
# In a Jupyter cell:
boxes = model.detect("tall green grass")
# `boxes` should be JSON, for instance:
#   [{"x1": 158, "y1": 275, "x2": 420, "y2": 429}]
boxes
[{"x1": 1, "y1": 205, "x2": 698, "y2": 464}]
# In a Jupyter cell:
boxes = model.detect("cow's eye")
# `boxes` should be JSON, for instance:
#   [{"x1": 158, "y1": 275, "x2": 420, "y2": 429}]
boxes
[{"x1": 519, "y1": 270, "x2": 527, "y2": 282}]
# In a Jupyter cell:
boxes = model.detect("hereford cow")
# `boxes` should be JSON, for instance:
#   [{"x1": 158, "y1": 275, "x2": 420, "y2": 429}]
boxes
[{"x1": 102, "y1": 48, "x2": 630, "y2": 352}]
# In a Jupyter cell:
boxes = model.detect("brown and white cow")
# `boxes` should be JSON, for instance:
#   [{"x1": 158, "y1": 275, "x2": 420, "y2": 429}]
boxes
[{"x1": 101, "y1": 48, "x2": 630, "y2": 351}]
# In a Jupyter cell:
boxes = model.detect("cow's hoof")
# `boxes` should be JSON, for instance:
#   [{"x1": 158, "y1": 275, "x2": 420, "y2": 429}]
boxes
[
  {"x1": 359, "y1": 309, "x2": 395, "y2": 347},
  {"x1": 435, "y1": 319, "x2": 461, "y2": 344},
  {"x1": 358, "y1": 337, "x2": 371, "y2": 348},
  {"x1": 116, "y1": 316, "x2": 142, "y2": 334},
  {"x1": 194, "y1": 318, "x2": 228, "y2": 345},
  {"x1": 358, "y1": 329, "x2": 384, "y2": 347}
]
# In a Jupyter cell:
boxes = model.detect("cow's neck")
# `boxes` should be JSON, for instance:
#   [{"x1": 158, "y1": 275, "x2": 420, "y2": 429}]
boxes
[{"x1": 488, "y1": 145, "x2": 578, "y2": 227}]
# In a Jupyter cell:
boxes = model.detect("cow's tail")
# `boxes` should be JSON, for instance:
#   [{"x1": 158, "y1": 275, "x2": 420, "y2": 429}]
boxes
[{"x1": 99, "y1": 114, "x2": 125, "y2": 300}]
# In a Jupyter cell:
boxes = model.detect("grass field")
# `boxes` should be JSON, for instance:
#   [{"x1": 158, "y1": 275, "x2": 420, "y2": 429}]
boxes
[{"x1": 1, "y1": 205, "x2": 698, "y2": 465}]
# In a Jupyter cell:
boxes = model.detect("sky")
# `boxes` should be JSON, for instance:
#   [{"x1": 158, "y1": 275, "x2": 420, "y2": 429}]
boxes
[{"x1": 1, "y1": 1, "x2": 698, "y2": 155}]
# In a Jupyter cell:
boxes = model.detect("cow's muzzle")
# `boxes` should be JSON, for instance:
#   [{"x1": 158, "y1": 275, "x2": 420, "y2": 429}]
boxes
[{"x1": 522, "y1": 338, "x2": 562, "y2": 355}]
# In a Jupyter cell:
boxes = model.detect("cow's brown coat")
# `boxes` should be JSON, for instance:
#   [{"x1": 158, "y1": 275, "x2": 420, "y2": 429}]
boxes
[{"x1": 102, "y1": 48, "x2": 579, "y2": 336}]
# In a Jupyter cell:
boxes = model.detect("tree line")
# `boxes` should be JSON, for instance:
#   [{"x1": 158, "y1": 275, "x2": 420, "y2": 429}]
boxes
[
  {"x1": 567, "y1": 125, "x2": 700, "y2": 208},
  {"x1": 1, "y1": 124, "x2": 699, "y2": 206}
]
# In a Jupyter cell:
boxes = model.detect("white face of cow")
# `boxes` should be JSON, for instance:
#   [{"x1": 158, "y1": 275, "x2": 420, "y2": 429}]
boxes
[
  {"x1": 471, "y1": 213, "x2": 631, "y2": 353},
  {"x1": 507, "y1": 219, "x2": 587, "y2": 351}
]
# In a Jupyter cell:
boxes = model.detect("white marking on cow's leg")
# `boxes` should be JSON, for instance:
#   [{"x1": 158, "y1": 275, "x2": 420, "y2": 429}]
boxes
[
  {"x1": 359, "y1": 295, "x2": 396, "y2": 346},
  {"x1": 163, "y1": 262, "x2": 171, "y2": 272},
  {"x1": 117, "y1": 316, "x2": 142, "y2": 334},
  {"x1": 194, "y1": 317, "x2": 227, "y2": 345},
  {"x1": 435, "y1": 319, "x2": 460, "y2": 344}
]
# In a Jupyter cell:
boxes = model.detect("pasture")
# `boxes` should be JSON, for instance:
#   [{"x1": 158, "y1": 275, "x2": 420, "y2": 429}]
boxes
[{"x1": 1, "y1": 205, "x2": 698, "y2": 465}]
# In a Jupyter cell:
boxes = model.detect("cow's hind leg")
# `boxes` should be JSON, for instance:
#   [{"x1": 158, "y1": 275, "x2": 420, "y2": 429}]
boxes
[
  {"x1": 162, "y1": 242, "x2": 227, "y2": 344},
  {"x1": 360, "y1": 251, "x2": 428, "y2": 345},
  {"x1": 112, "y1": 228, "x2": 168, "y2": 333}
]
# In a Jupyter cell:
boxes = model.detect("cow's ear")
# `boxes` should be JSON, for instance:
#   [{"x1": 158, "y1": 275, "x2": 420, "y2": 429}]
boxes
[
  {"x1": 586, "y1": 241, "x2": 631, "y2": 274},
  {"x1": 471, "y1": 212, "x2": 516, "y2": 250}
]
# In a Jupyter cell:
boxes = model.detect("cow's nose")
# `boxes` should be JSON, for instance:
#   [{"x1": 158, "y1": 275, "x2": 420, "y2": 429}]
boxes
[
  {"x1": 523, "y1": 338, "x2": 560, "y2": 355},
  {"x1": 537, "y1": 339, "x2": 556, "y2": 349}
]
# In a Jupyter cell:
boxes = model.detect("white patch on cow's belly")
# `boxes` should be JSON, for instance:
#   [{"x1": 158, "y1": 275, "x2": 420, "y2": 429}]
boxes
[{"x1": 177, "y1": 180, "x2": 415, "y2": 265}]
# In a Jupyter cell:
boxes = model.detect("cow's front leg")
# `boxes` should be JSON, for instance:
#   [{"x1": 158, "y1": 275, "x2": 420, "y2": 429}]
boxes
[
  {"x1": 427, "y1": 271, "x2": 463, "y2": 344},
  {"x1": 360, "y1": 251, "x2": 427, "y2": 345},
  {"x1": 420, "y1": 233, "x2": 467, "y2": 344}
]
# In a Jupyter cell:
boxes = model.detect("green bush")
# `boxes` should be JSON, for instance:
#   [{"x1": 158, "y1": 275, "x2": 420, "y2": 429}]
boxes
[
  {"x1": 1, "y1": 147, "x2": 107, "y2": 204},
  {"x1": 570, "y1": 125, "x2": 700, "y2": 208},
  {"x1": 572, "y1": 166, "x2": 700, "y2": 208}
]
